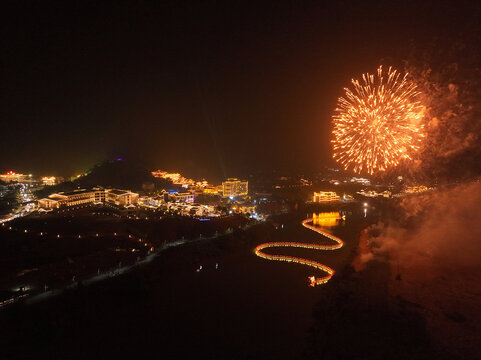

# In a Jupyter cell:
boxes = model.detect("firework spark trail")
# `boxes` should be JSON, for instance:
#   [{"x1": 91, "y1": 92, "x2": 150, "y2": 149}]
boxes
[{"x1": 332, "y1": 66, "x2": 424, "y2": 174}]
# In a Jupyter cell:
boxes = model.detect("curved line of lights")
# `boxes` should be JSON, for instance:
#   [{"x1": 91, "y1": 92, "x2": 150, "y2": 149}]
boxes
[{"x1": 254, "y1": 218, "x2": 343, "y2": 286}]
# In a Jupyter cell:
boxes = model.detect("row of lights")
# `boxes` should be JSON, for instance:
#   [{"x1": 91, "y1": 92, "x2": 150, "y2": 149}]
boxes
[
  {"x1": 2, "y1": 223, "x2": 148, "y2": 244},
  {"x1": 253, "y1": 217, "x2": 344, "y2": 287}
]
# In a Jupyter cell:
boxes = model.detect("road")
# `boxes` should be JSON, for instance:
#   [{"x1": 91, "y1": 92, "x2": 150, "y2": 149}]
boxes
[
  {"x1": 0, "y1": 183, "x2": 36, "y2": 224},
  {"x1": 2, "y1": 222, "x2": 255, "y2": 309}
]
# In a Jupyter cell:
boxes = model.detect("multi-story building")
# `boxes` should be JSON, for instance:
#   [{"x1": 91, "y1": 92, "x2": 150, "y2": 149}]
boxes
[
  {"x1": 37, "y1": 195, "x2": 65, "y2": 209},
  {"x1": 93, "y1": 189, "x2": 106, "y2": 203},
  {"x1": 105, "y1": 189, "x2": 139, "y2": 207},
  {"x1": 201, "y1": 186, "x2": 220, "y2": 195},
  {"x1": 38, "y1": 188, "x2": 137, "y2": 209},
  {"x1": 313, "y1": 191, "x2": 340, "y2": 202},
  {"x1": 171, "y1": 191, "x2": 195, "y2": 203},
  {"x1": 222, "y1": 178, "x2": 248, "y2": 198}
]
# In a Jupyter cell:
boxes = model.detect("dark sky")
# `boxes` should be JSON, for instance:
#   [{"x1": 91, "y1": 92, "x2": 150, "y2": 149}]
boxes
[{"x1": 1, "y1": 0, "x2": 480, "y2": 181}]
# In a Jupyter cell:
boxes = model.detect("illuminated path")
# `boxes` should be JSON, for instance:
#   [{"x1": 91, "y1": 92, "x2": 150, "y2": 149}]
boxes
[{"x1": 254, "y1": 218, "x2": 343, "y2": 286}]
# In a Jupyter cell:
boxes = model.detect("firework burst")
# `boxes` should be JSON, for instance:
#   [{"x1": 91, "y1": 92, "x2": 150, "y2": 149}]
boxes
[{"x1": 332, "y1": 66, "x2": 424, "y2": 174}]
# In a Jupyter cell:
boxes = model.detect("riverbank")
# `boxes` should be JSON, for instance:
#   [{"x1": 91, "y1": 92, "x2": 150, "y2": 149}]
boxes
[{"x1": 0, "y1": 209, "x2": 360, "y2": 359}]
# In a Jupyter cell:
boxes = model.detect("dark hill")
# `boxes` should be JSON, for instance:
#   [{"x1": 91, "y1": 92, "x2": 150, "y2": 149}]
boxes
[{"x1": 35, "y1": 160, "x2": 172, "y2": 198}]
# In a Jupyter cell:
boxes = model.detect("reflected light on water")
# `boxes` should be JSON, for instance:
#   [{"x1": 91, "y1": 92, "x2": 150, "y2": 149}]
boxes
[{"x1": 312, "y1": 212, "x2": 345, "y2": 228}]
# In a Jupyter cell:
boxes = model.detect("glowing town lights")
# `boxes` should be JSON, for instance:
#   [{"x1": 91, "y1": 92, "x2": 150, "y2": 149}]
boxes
[
  {"x1": 313, "y1": 192, "x2": 340, "y2": 202},
  {"x1": 254, "y1": 217, "x2": 344, "y2": 286},
  {"x1": 332, "y1": 66, "x2": 424, "y2": 174},
  {"x1": 41, "y1": 176, "x2": 56, "y2": 186},
  {"x1": 151, "y1": 170, "x2": 196, "y2": 186},
  {"x1": 0, "y1": 171, "x2": 28, "y2": 183}
]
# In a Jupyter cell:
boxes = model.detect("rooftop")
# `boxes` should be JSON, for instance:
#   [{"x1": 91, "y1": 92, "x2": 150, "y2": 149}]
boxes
[{"x1": 107, "y1": 189, "x2": 132, "y2": 196}]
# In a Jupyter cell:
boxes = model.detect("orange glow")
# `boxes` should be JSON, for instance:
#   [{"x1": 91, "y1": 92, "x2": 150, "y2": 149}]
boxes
[
  {"x1": 152, "y1": 170, "x2": 196, "y2": 186},
  {"x1": 313, "y1": 192, "x2": 340, "y2": 202},
  {"x1": 312, "y1": 212, "x2": 344, "y2": 227},
  {"x1": 254, "y1": 217, "x2": 343, "y2": 286},
  {"x1": 332, "y1": 66, "x2": 424, "y2": 174},
  {"x1": 41, "y1": 176, "x2": 56, "y2": 186}
]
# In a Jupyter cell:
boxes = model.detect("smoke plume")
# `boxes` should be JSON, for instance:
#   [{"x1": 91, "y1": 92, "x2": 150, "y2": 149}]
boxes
[
  {"x1": 404, "y1": 38, "x2": 481, "y2": 181},
  {"x1": 362, "y1": 180, "x2": 481, "y2": 275}
]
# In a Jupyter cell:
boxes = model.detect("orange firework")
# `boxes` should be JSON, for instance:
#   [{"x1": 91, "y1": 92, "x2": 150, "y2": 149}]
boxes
[{"x1": 332, "y1": 66, "x2": 424, "y2": 174}]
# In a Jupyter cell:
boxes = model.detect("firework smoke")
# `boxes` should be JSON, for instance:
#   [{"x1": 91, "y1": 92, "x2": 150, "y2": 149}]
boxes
[
  {"x1": 355, "y1": 181, "x2": 481, "y2": 358},
  {"x1": 361, "y1": 182, "x2": 481, "y2": 271},
  {"x1": 404, "y1": 39, "x2": 481, "y2": 181}
]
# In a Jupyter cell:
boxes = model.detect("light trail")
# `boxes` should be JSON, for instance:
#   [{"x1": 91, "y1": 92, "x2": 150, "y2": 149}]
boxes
[{"x1": 254, "y1": 218, "x2": 343, "y2": 286}]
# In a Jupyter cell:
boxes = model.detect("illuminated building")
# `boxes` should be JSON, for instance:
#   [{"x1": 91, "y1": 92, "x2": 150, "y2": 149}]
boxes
[
  {"x1": 151, "y1": 170, "x2": 195, "y2": 186},
  {"x1": 152, "y1": 170, "x2": 218, "y2": 193},
  {"x1": 403, "y1": 185, "x2": 429, "y2": 194},
  {"x1": 350, "y1": 177, "x2": 371, "y2": 185},
  {"x1": 222, "y1": 178, "x2": 248, "y2": 197},
  {"x1": 41, "y1": 177, "x2": 57, "y2": 186},
  {"x1": 202, "y1": 186, "x2": 220, "y2": 195},
  {"x1": 0, "y1": 171, "x2": 29, "y2": 183},
  {"x1": 37, "y1": 188, "x2": 138, "y2": 209},
  {"x1": 231, "y1": 204, "x2": 256, "y2": 214},
  {"x1": 312, "y1": 191, "x2": 340, "y2": 202},
  {"x1": 357, "y1": 189, "x2": 391, "y2": 198},
  {"x1": 195, "y1": 180, "x2": 209, "y2": 188},
  {"x1": 105, "y1": 189, "x2": 139, "y2": 206},
  {"x1": 37, "y1": 196, "x2": 63, "y2": 209},
  {"x1": 171, "y1": 191, "x2": 195, "y2": 203}
]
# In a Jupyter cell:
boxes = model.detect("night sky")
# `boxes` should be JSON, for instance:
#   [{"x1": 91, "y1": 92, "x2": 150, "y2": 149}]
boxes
[{"x1": 1, "y1": 0, "x2": 480, "y2": 181}]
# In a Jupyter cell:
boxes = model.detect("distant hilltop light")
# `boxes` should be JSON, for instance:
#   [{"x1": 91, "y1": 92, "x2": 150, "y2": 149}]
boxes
[
  {"x1": 41, "y1": 177, "x2": 57, "y2": 186},
  {"x1": 152, "y1": 170, "x2": 196, "y2": 186},
  {"x1": 116, "y1": 158, "x2": 123, "y2": 161}
]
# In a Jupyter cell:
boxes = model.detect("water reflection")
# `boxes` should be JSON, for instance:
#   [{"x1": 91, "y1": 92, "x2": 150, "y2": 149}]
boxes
[{"x1": 312, "y1": 212, "x2": 345, "y2": 228}]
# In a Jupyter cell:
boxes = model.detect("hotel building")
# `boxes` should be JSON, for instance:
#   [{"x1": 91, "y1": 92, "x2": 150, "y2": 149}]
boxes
[
  {"x1": 222, "y1": 178, "x2": 248, "y2": 197},
  {"x1": 312, "y1": 191, "x2": 340, "y2": 202},
  {"x1": 105, "y1": 189, "x2": 139, "y2": 207},
  {"x1": 38, "y1": 188, "x2": 138, "y2": 209}
]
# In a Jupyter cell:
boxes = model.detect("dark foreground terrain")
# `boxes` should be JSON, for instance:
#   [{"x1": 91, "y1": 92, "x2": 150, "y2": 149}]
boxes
[{"x1": 0, "y1": 208, "x2": 443, "y2": 360}]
